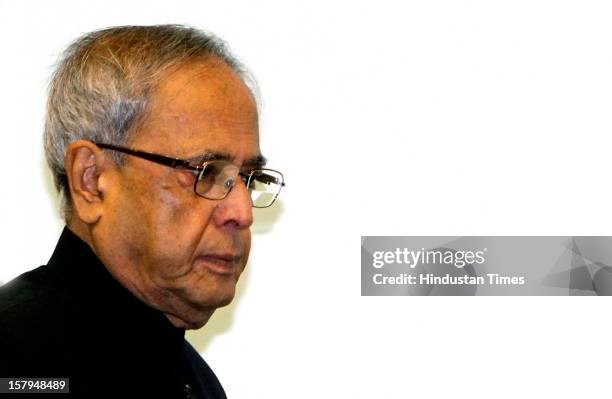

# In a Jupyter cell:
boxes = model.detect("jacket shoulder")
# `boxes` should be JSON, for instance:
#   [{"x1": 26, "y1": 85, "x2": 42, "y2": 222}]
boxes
[
  {"x1": 0, "y1": 266, "x2": 73, "y2": 367},
  {"x1": 0, "y1": 265, "x2": 70, "y2": 314}
]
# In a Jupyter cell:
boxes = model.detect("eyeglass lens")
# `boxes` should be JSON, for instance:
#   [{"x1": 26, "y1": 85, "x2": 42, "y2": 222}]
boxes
[
  {"x1": 195, "y1": 161, "x2": 283, "y2": 208},
  {"x1": 248, "y1": 169, "x2": 283, "y2": 208}
]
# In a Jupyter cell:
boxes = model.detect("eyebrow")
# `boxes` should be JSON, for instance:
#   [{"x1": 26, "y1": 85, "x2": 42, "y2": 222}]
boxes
[{"x1": 192, "y1": 151, "x2": 268, "y2": 168}]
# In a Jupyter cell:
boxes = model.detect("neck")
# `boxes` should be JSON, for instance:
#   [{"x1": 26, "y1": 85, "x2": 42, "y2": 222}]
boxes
[
  {"x1": 66, "y1": 214, "x2": 214, "y2": 331},
  {"x1": 66, "y1": 215, "x2": 95, "y2": 249}
]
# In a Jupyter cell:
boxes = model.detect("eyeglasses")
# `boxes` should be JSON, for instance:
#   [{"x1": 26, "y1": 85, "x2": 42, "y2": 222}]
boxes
[{"x1": 95, "y1": 143, "x2": 284, "y2": 208}]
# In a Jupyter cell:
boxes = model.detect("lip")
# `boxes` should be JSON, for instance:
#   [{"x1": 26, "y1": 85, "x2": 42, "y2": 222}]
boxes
[{"x1": 197, "y1": 254, "x2": 240, "y2": 276}]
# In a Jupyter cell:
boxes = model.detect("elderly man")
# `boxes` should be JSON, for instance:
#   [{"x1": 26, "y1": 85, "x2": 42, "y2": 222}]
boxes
[{"x1": 0, "y1": 25, "x2": 283, "y2": 398}]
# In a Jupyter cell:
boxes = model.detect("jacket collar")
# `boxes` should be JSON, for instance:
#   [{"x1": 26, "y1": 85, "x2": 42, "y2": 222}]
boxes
[{"x1": 46, "y1": 226, "x2": 185, "y2": 343}]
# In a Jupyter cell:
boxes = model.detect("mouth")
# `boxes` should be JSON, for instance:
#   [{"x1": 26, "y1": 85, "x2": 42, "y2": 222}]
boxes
[{"x1": 197, "y1": 253, "x2": 241, "y2": 276}]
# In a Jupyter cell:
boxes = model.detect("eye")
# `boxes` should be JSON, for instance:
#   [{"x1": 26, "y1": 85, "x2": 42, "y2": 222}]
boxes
[{"x1": 224, "y1": 177, "x2": 235, "y2": 189}]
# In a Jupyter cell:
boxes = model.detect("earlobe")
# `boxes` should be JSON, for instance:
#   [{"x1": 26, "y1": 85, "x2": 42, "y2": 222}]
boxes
[{"x1": 65, "y1": 140, "x2": 107, "y2": 224}]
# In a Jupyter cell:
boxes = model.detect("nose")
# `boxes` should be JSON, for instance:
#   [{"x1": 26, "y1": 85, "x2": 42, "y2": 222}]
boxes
[{"x1": 212, "y1": 177, "x2": 254, "y2": 230}]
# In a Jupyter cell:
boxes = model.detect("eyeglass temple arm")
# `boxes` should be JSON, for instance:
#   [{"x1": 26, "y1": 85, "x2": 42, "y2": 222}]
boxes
[
  {"x1": 95, "y1": 143, "x2": 201, "y2": 171},
  {"x1": 239, "y1": 171, "x2": 286, "y2": 186},
  {"x1": 96, "y1": 142, "x2": 285, "y2": 186}
]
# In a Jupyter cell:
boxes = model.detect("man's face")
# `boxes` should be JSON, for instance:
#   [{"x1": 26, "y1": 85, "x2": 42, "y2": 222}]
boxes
[{"x1": 94, "y1": 59, "x2": 260, "y2": 329}]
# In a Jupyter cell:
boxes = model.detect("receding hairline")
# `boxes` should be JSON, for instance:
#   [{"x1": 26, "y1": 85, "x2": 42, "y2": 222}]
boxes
[{"x1": 126, "y1": 55, "x2": 259, "y2": 145}]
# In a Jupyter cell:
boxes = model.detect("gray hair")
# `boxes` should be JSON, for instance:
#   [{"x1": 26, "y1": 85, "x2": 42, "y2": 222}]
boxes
[{"x1": 43, "y1": 24, "x2": 258, "y2": 220}]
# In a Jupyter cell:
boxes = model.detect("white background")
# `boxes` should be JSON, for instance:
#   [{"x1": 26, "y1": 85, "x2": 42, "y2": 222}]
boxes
[{"x1": 1, "y1": 0, "x2": 612, "y2": 398}]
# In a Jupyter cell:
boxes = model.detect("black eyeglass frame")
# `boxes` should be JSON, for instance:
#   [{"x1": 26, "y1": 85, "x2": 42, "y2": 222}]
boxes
[{"x1": 95, "y1": 142, "x2": 285, "y2": 208}]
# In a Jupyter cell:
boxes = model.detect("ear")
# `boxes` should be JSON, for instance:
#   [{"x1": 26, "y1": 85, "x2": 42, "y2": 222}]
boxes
[{"x1": 65, "y1": 140, "x2": 111, "y2": 225}]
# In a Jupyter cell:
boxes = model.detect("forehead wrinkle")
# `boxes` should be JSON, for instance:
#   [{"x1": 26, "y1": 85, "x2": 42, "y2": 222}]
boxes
[
  {"x1": 129, "y1": 59, "x2": 259, "y2": 159},
  {"x1": 152, "y1": 84, "x2": 258, "y2": 142},
  {"x1": 158, "y1": 60, "x2": 256, "y2": 118}
]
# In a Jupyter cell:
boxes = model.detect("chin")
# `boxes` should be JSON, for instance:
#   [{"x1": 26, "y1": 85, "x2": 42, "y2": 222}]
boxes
[
  {"x1": 181, "y1": 290, "x2": 235, "y2": 321},
  {"x1": 185, "y1": 315, "x2": 214, "y2": 330},
  {"x1": 193, "y1": 280, "x2": 238, "y2": 307},
  {"x1": 170, "y1": 307, "x2": 216, "y2": 330},
  {"x1": 164, "y1": 280, "x2": 239, "y2": 327},
  {"x1": 199, "y1": 290, "x2": 236, "y2": 309}
]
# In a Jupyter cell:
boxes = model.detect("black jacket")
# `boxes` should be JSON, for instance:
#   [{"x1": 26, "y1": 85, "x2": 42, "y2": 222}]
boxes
[{"x1": 0, "y1": 227, "x2": 227, "y2": 399}]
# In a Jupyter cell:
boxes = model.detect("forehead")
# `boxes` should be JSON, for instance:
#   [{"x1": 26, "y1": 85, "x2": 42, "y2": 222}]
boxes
[{"x1": 131, "y1": 58, "x2": 260, "y2": 161}]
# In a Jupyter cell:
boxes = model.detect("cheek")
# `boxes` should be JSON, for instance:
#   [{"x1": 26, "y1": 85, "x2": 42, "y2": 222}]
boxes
[
  {"x1": 150, "y1": 195, "x2": 192, "y2": 243},
  {"x1": 154, "y1": 173, "x2": 213, "y2": 233},
  {"x1": 106, "y1": 186, "x2": 162, "y2": 265},
  {"x1": 109, "y1": 171, "x2": 218, "y2": 279},
  {"x1": 109, "y1": 183, "x2": 179, "y2": 260},
  {"x1": 157, "y1": 190, "x2": 215, "y2": 240},
  {"x1": 145, "y1": 190, "x2": 218, "y2": 275}
]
